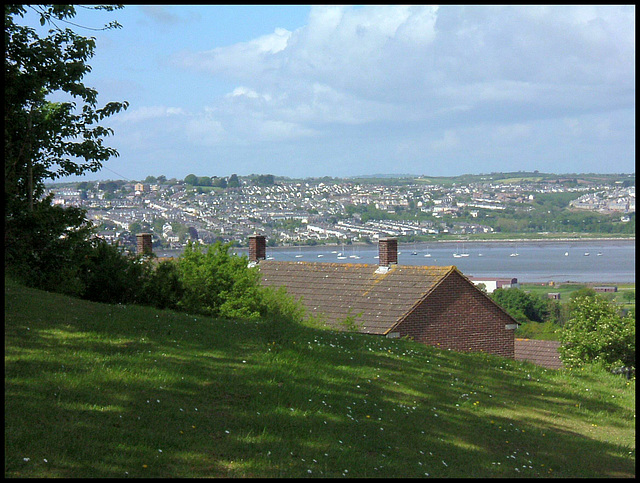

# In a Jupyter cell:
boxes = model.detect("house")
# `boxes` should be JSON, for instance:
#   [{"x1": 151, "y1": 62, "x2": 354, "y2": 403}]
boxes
[
  {"x1": 249, "y1": 235, "x2": 519, "y2": 359},
  {"x1": 467, "y1": 276, "x2": 519, "y2": 293},
  {"x1": 594, "y1": 286, "x2": 617, "y2": 293}
]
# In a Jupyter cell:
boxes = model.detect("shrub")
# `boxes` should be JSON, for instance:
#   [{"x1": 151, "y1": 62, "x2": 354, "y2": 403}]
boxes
[
  {"x1": 78, "y1": 239, "x2": 150, "y2": 305},
  {"x1": 559, "y1": 295, "x2": 635, "y2": 371},
  {"x1": 140, "y1": 259, "x2": 185, "y2": 311},
  {"x1": 177, "y1": 241, "x2": 300, "y2": 321},
  {"x1": 491, "y1": 287, "x2": 549, "y2": 324},
  {"x1": 516, "y1": 321, "x2": 560, "y2": 341},
  {"x1": 4, "y1": 199, "x2": 94, "y2": 297}
]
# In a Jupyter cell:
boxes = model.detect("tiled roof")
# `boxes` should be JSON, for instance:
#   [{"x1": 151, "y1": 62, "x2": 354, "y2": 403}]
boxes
[
  {"x1": 258, "y1": 261, "x2": 455, "y2": 335},
  {"x1": 514, "y1": 339, "x2": 563, "y2": 369}
]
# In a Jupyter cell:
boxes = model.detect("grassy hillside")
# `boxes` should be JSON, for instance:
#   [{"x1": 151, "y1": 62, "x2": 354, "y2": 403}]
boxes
[{"x1": 4, "y1": 278, "x2": 635, "y2": 478}]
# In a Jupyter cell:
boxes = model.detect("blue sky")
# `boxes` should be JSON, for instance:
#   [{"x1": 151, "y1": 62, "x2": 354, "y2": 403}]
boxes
[{"x1": 27, "y1": 5, "x2": 635, "y2": 182}]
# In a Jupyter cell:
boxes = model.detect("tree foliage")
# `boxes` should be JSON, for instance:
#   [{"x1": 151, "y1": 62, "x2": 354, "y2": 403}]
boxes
[
  {"x1": 227, "y1": 173, "x2": 240, "y2": 188},
  {"x1": 559, "y1": 295, "x2": 635, "y2": 370},
  {"x1": 178, "y1": 241, "x2": 262, "y2": 319},
  {"x1": 490, "y1": 287, "x2": 549, "y2": 324},
  {"x1": 5, "y1": 4, "x2": 128, "y2": 278},
  {"x1": 4, "y1": 196, "x2": 95, "y2": 295},
  {"x1": 5, "y1": 5, "x2": 128, "y2": 211}
]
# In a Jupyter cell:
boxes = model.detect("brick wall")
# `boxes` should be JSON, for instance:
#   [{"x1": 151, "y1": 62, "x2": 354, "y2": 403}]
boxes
[
  {"x1": 136, "y1": 233, "x2": 153, "y2": 256},
  {"x1": 249, "y1": 235, "x2": 266, "y2": 262},
  {"x1": 378, "y1": 237, "x2": 398, "y2": 266},
  {"x1": 396, "y1": 271, "x2": 516, "y2": 358}
]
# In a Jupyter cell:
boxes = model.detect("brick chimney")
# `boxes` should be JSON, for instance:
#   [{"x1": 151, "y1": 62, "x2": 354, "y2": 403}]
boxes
[
  {"x1": 136, "y1": 233, "x2": 153, "y2": 256},
  {"x1": 378, "y1": 237, "x2": 398, "y2": 266},
  {"x1": 249, "y1": 234, "x2": 266, "y2": 262}
]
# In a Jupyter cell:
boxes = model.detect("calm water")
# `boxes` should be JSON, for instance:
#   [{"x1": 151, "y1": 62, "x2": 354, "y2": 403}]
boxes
[{"x1": 230, "y1": 239, "x2": 635, "y2": 284}]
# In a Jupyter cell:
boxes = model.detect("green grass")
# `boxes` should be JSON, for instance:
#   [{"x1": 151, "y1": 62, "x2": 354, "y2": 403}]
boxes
[{"x1": 5, "y1": 278, "x2": 635, "y2": 478}]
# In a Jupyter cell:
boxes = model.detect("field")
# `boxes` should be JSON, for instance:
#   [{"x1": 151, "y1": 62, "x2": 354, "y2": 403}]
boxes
[
  {"x1": 521, "y1": 282, "x2": 635, "y2": 309},
  {"x1": 4, "y1": 278, "x2": 635, "y2": 478}
]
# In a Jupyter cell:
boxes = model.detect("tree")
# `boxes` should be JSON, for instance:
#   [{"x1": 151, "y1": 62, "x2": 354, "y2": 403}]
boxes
[
  {"x1": 490, "y1": 287, "x2": 549, "y2": 324},
  {"x1": 212, "y1": 176, "x2": 227, "y2": 188},
  {"x1": 184, "y1": 173, "x2": 197, "y2": 185},
  {"x1": 5, "y1": 5, "x2": 128, "y2": 214},
  {"x1": 5, "y1": 5, "x2": 128, "y2": 279},
  {"x1": 197, "y1": 176, "x2": 211, "y2": 186},
  {"x1": 559, "y1": 295, "x2": 635, "y2": 370},
  {"x1": 256, "y1": 174, "x2": 275, "y2": 186},
  {"x1": 227, "y1": 173, "x2": 240, "y2": 188}
]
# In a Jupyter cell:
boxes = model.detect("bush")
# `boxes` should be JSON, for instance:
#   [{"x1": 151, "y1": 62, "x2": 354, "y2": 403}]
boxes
[
  {"x1": 559, "y1": 295, "x2": 635, "y2": 371},
  {"x1": 5, "y1": 199, "x2": 94, "y2": 297},
  {"x1": 78, "y1": 239, "x2": 151, "y2": 305},
  {"x1": 139, "y1": 259, "x2": 185, "y2": 311},
  {"x1": 491, "y1": 287, "x2": 549, "y2": 324},
  {"x1": 515, "y1": 321, "x2": 560, "y2": 340},
  {"x1": 177, "y1": 241, "x2": 304, "y2": 322}
]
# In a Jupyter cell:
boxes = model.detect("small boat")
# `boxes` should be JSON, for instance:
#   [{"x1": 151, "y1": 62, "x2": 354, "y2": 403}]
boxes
[
  {"x1": 510, "y1": 244, "x2": 519, "y2": 257},
  {"x1": 453, "y1": 243, "x2": 468, "y2": 258},
  {"x1": 597, "y1": 252, "x2": 603, "y2": 256},
  {"x1": 460, "y1": 243, "x2": 469, "y2": 257},
  {"x1": 564, "y1": 252, "x2": 569, "y2": 256},
  {"x1": 584, "y1": 252, "x2": 590, "y2": 256},
  {"x1": 317, "y1": 254, "x2": 324, "y2": 258},
  {"x1": 424, "y1": 253, "x2": 432, "y2": 258}
]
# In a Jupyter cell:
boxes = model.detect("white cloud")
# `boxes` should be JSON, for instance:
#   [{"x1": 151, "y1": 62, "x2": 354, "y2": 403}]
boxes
[
  {"x1": 109, "y1": 5, "x2": 634, "y2": 178},
  {"x1": 176, "y1": 6, "x2": 633, "y2": 127},
  {"x1": 176, "y1": 27, "x2": 292, "y2": 79}
]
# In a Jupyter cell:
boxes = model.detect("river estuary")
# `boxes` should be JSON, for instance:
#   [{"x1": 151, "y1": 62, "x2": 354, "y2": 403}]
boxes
[{"x1": 230, "y1": 239, "x2": 635, "y2": 284}]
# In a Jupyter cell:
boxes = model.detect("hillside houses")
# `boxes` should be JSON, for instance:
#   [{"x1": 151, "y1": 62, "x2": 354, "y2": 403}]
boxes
[
  {"x1": 45, "y1": 175, "x2": 634, "y2": 252},
  {"x1": 570, "y1": 187, "x2": 635, "y2": 213}
]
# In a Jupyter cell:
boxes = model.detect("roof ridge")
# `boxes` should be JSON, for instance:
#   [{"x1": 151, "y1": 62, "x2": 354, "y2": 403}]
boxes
[{"x1": 260, "y1": 259, "x2": 456, "y2": 271}]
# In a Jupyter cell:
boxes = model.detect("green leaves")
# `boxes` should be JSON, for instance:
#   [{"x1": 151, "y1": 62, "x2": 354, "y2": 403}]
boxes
[
  {"x1": 176, "y1": 241, "x2": 305, "y2": 323},
  {"x1": 559, "y1": 295, "x2": 635, "y2": 370},
  {"x1": 5, "y1": 4, "x2": 128, "y2": 217}
]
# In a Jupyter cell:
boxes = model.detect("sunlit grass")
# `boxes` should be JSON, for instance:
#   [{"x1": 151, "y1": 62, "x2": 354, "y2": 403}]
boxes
[{"x1": 5, "y1": 277, "x2": 635, "y2": 478}]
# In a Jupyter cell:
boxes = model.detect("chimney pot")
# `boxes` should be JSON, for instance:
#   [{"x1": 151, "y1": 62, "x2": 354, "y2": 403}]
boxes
[
  {"x1": 136, "y1": 233, "x2": 153, "y2": 256},
  {"x1": 378, "y1": 237, "x2": 398, "y2": 266},
  {"x1": 249, "y1": 234, "x2": 266, "y2": 262}
]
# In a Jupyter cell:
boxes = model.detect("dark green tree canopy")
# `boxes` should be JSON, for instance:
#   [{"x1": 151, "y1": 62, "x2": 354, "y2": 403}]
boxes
[{"x1": 4, "y1": 4, "x2": 128, "y2": 213}]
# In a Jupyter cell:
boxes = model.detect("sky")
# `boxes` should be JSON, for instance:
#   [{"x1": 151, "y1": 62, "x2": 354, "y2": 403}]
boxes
[{"x1": 23, "y1": 5, "x2": 636, "y2": 182}]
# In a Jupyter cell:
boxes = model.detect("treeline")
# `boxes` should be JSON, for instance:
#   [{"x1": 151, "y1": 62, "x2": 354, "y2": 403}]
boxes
[
  {"x1": 5, "y1": 207, "x2": 304, "y2": 325},
  {"x1": 182, "y1": 173, "x2": 277, "y2": 187},
  {"x1": 489, "y1": 286, "x2": 634, "y2": 371},
  {"x1": 183, "y1": 173, "x2": 239, "y2": 188}
]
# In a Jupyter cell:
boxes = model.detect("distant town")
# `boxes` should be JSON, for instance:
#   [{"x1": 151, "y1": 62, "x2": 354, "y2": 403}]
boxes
[{"x1": 46, "y1": 172, "x2": 635, "y2": 253}]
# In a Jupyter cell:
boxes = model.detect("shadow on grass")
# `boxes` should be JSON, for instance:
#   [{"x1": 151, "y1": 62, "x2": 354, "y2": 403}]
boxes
[{"x1": 4, "y1": 280, "x2": 635, "y2": 478}]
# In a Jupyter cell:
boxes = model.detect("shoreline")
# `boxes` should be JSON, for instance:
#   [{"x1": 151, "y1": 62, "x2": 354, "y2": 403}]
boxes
[{"x1": 271, "y1": 236, "x2": 635, "y2": 249}]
